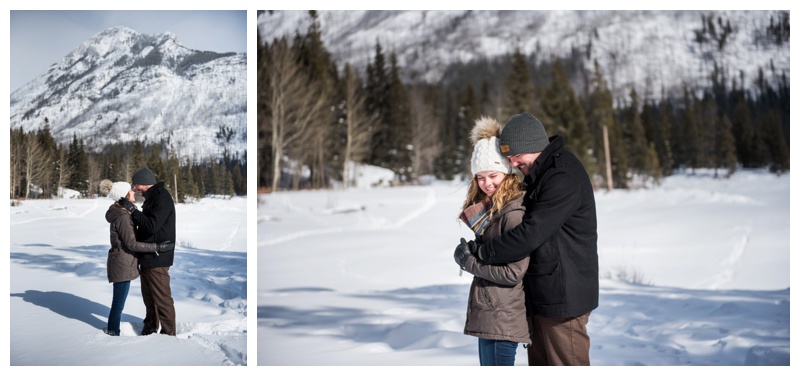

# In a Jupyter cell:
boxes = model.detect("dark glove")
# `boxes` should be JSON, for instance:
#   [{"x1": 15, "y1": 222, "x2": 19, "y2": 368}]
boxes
[
  {"x1": 157, "y1": 241, "x2": 174, "y2": 253},
  {"x1": 454, "y1": 238, "x2": 475, "y2": 269},
  {"x1": 117, "y1": 197, "x2": 137, "y2": 213}
]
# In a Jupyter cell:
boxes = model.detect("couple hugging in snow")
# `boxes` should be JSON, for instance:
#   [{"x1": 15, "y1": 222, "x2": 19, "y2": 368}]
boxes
[
  {"x1": 454, "y1": 112, "x2": 598, "y2": 366},
  {"x1": 100, "y1": 167, "x2": 177, "y2": 337}
]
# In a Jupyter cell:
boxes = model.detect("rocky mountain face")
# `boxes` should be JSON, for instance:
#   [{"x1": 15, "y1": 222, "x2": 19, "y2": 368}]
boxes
[
  {"x1": 258, "y1": 10, "x2": 788, "y2": 101},
  {"x1": 10, "y1": 26, "x2": 246, "y2": 162}
]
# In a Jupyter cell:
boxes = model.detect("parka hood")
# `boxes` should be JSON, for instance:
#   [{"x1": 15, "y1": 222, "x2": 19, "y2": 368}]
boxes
[{"x1": 105, "y1": 203, "x2": 128, "y2": 224}]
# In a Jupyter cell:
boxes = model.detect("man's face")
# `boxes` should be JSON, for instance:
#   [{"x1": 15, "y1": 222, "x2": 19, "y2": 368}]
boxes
[
  {"x1": 507, "y1": 152, "x2": 541, "y2": 176},
  {"x1": 133, "y1": 184, "x2": 150, "y2": 195}
]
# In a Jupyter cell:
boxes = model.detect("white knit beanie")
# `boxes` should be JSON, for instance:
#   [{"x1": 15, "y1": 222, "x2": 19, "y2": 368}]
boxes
[
  {"x1": 99, "y1": 179, "x2": 130, "y2": 201},
  {"x1": 471, "y1": 136, "x2": 511, "y2": 176},
  {"x1": 470, "y1": 116, "x2": 511, "y2": 176}
]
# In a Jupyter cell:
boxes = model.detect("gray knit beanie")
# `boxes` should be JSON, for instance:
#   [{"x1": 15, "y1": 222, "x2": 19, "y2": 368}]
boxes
[
  {"x1": 131, "y1": 167, "x2": 157, "y2": 185},
  {"x1": 499, "y1": 113, "x2": 550, "y2": 157}
]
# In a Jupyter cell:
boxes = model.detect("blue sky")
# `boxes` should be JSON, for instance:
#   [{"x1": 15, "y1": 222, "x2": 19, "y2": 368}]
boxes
[{"x1": 9, "y1": 10, "x2": 247, "y2": 92}]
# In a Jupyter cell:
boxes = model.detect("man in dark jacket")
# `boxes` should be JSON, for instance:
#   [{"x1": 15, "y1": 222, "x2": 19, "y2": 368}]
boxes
[
  {"x1": 119, "y1": 167, "x2": 177, "y2": 336},
  {"x1": 455, "y1": 112, "x2": 598, "y2": 366}
]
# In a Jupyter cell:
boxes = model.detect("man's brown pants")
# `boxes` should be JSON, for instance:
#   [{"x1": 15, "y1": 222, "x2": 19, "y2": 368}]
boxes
[
  {"x1": 140, "y1": 266, "x2": 176, "y2": 336},
  {"x1": 527, "y1": 312, "x2": 591, "y2": 366}
]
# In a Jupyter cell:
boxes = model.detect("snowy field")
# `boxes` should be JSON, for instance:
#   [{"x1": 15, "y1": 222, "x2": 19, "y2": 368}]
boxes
[
  {"x1": 258, "y1": 168, "x2": 790, "y2": 366},
  {"x1": 8, "y1": 196, "x2": 247, "y2": 366}
]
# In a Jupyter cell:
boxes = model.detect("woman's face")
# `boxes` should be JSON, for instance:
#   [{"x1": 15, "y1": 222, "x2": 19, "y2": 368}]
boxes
[{"x1": 476, "y1": 171, "x2": 505, "y2": 196}]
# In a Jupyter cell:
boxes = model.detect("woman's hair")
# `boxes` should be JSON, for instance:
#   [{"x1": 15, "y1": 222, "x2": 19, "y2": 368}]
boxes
[{"x1": 461, "y1": 173, "x2": 524, "y2": 216}]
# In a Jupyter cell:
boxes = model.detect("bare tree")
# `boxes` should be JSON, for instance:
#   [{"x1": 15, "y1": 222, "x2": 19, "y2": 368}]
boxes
[
  {"x1": 87, "y1": 155, "x2": 102, "y2": 197},
  {"x1": 118, "y1": 152, "x2": 133, "y2": 183},
  {"x1": 409, "y1": 86, "x2": 441, "y2": 180},
  {"x1": 23, "y1": 132, "x2": 52, "y2": 199},
  {"x1": 57, "y1": 145, "x2": 73, "y2": 194},
  {"x1": 263, "y1": 37, "x2": 328, "y2": 192},
  {"x1": 306, "y1": 121, "x2": 331, "y2": 189},
  {"x1": 341, "y1": 64, "x2": 372, "y2": 188}
]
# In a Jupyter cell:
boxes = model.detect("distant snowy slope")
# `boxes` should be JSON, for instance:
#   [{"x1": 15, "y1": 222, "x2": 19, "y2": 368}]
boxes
[
  {"x1": 10, "y1": 26, "x2": 246, "y2": 162},
  {"x1": 258, "y1": 10, "x2": 789, "y2": 100}
]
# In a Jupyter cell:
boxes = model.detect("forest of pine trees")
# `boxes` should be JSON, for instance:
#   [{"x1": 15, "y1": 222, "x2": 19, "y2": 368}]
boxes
[
  {"x1": 258, "y1": 11, "x2": 789, "y2": 191},
  {"x1": 9, "y1": 120, "x2": 247, "y2": 202}
]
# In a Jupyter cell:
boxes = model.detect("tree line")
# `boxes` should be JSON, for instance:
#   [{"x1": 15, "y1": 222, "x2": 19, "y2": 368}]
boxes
[
  {"x1": 260, "y1": 11, "x2": 788, "y2": 191},
  {"x1": 9, "y1": 119, "x2": 247, "y2": 202}
]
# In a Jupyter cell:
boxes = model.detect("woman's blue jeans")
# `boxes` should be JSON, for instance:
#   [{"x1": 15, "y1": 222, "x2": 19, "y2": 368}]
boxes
[
  {"x1": 478, "y1": 338, "x2": 518, "y2": 366},
  {"x1": 107, "y1": 281, "x2": 131, "y2": 336}
]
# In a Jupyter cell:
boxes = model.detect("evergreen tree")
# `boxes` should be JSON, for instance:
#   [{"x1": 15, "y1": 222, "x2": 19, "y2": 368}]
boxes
[
  {"x1": 130, "y1": 140, "x2": 146, "y2": 171},
  {"x1": 365, "y1": 41, "x2": 391, "y2": 169},
  {"x1": 107, "y1": 154, "x2": 122, "y2": 181},
  {"x1": 221, "y1": 163, "x2": 235, "y2": 197},
  {"x1": 657, "y1": 99, "x2": 675, "y2": 176},
  {"x1": 502, "y1": 48, "x2": 537, "y2": 119},
  {"x1": 586, "y1": 60, "x2": 624, "y2": 188},
  {"x1": 730, "y1": 93, "x2": 768, "y2": 167},
  {"x1": 621, "y1": 88, "x2": 652, "y2": 176},
  {"x1": 715, "y1": 113, "x2": 738, "y2": 177},
  {"x1": 677, "y1": 86, "x2": 701, "y2": 171},
  {"x1": 181, "y1": 158, "x2": 200, "y2": 200},
  {"x1": 146, "y1": 146, "x2": 167, "y2": 184},
  {"x1": 479, "y1": 80, "x2": 493, "y2": 115},
  {"x1": 433, "y1": 91, "x2": 457, "y2": 180},
  {"x1": 641, "y1": 101, "x2": 660, "y2": 163},
  {"x1": 641, "y1": 99, "x2": 671, "y2": 179},
  {"x1": 166, "y1": 146, "x2": 181, "y2": 201},
  {"x1": 195, "y1": 164, "x2": 207, "y2": 197},
  {"x1": 68, "y1": 135, "x2": 90, "y2": 195},
  {"x1": 204, "y1": 163, "x2": 217, "y2": 195},
  {"x1": 695, "y1": 94, "x2": 717, "y2": 169},
  {"x1": 231, "y1": 162, "x2": 245, "y2": 196},
  {"x1": 456, "y1": 84, "x2": 480, "y2": 177},
  {"x1": 762, "y1": 109, "x2": 789, "y2": 174},
  {"x1": 257, "y1": 33, "x2": 272, "y2": 190},
  {"x1": 540, "y1": 59, "x2": 592, "y2": 173}
]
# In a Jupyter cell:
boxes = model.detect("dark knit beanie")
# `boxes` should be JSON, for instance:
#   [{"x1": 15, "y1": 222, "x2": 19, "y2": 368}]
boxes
[
  {"x1": 132, "y1": 167, "x2": 157, "y2": 185},
  {"x1": 499, "y1": 112, "x2": 550, "y2": 157}
]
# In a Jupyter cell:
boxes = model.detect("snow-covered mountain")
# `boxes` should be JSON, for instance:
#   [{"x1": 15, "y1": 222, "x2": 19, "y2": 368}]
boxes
[
  {"x1": 10, "y1": 26, "x2": 246, "y2": 162},
  {"x1": 258, "y1": 10, "x2": 788, "y2": 101}
]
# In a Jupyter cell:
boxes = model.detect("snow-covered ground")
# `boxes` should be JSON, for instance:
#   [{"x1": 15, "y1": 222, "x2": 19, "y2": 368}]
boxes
[
  {"x1": 258, "y1": 168, "x2": 789, "y2": 366},
  {"x1": 8, "y1": 196, "x2": 247, "y2": 366}
]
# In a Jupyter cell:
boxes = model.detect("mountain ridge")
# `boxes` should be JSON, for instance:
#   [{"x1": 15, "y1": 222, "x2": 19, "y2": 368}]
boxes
[
  {"x1": 258, "y1": 10, "x2": 789, "y2": 102},
  {"x1": 10, "y1": 26, "x2": 247, "y2": 162}
]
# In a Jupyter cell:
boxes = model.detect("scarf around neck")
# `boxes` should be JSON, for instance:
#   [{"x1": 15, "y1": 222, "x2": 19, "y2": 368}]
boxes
[{"x1": 460, "y1": 198, "x2": 493, "y2": 236}]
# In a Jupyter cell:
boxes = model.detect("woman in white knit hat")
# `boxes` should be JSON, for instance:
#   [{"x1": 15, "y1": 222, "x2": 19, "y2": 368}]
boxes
[
  {"x1": 454, "y1": 116, "x2": 531, "y2": 366},
  {"x1": 99, "y1": 179, "x2": 160, "y2": 336}
]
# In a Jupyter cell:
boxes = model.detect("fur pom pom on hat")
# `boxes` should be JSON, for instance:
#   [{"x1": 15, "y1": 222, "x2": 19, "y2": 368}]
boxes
[
  {"x1": 100, "y1": 179, "x2": 130, "y2": 201},
  {"x1": 470, "y1": 116, "x2": 511, "y2": 176}
]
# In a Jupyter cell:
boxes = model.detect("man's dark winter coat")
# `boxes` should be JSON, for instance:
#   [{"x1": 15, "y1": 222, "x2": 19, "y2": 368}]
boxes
[
  {"x1": 482, "y1": 135, "x2": 599, "y2": 318},
  {"x1": 132, "y1": 182, "x2": 176, "y2": 268}
]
